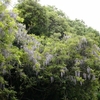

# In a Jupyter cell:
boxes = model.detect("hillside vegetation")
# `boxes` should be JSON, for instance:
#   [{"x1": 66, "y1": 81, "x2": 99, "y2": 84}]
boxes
[{"x1": 0, "y1": 0, "x2": 100, "y2": 100}]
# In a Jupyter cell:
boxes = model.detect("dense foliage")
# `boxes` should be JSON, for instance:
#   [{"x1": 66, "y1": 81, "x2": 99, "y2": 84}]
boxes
[
  {"x1": 0, "y1": 0, "x2": 100, "y2": 100},
  {"x1": 17, "y1": 0, "x2": 48, "y2": 35}
]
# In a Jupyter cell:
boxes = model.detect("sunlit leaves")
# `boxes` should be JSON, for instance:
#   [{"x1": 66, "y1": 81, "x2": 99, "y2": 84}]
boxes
[{"x1": 0, "y1": 0, "x2": 100, "y2": 99}]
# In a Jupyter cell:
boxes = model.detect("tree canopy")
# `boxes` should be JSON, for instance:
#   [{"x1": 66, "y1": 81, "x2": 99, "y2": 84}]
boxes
[{"x1": 0, "y1": 0, "x2": 100, "y2": 100}]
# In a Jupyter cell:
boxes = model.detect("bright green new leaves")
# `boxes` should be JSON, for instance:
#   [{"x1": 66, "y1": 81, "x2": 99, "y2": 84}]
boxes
[
  {"x1": 0, "y1": 1, "x2": 25, "y2": 100},
  {"x1": 0, "y1": 0, "x2": 100, "y2": 99}
]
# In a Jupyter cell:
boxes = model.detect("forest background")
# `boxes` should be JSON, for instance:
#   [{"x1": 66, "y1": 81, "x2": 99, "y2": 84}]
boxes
[{"x1": 0, "y1": 0, "x2": 100, "y2": 100}]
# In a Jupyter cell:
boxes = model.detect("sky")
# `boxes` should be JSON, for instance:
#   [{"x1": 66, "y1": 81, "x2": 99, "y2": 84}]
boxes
[{"x1": 10, "y1": 0, "x2": 100, "y2": 32}]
